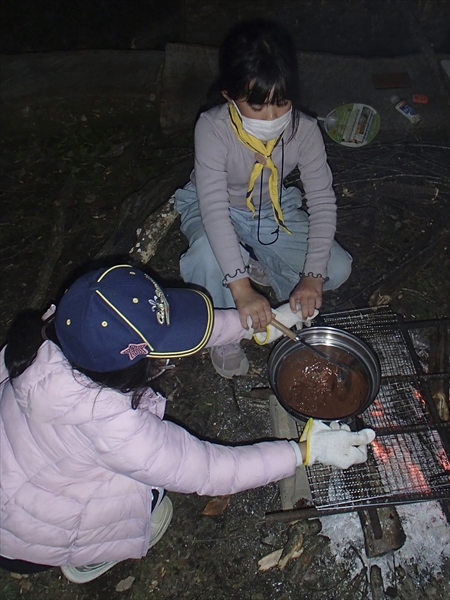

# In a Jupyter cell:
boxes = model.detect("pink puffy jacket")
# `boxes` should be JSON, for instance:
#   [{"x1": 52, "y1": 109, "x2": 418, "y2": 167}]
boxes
[{"x1": 0, "y1": 311, "x2": 297, "y2": 567}]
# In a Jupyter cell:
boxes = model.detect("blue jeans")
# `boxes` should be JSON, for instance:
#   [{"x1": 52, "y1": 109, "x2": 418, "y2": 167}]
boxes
[{"x1": 174, "y1": 181, "x2": 352, "y2": 309}]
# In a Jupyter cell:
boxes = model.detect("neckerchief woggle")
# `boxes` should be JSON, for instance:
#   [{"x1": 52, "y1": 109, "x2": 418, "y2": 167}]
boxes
[{"x1": 228, "y1": 103, "x2": 291, "y2": 234}]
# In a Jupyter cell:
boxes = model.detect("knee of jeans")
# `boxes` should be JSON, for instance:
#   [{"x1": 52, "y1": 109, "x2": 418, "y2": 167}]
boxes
[
  {"x1": 324, "y1": 251, "x2": 353, "y2": 291},
  {"x1": 174, "y1": 184, "x2": 197, "y2": 213},
  {"x1": 180, "y1": 235, "x2": 218, "y2": 272},
  {"x1": 189, "y1": 234, "x2": 213, "y2": 254}
]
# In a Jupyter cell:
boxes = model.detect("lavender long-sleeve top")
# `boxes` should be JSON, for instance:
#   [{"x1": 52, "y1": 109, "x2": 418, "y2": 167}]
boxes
[{"x1": 194, "y1": 103, "x2": 337, "y2": 283}]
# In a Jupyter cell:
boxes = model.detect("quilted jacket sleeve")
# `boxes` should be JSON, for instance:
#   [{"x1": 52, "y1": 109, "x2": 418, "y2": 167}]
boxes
[
  {"x1": 206, "y1": 309, "x2": 248, "y2": 347},
  {"x1": 81, "y1": 406, "x2": 297, "y2": 497}
]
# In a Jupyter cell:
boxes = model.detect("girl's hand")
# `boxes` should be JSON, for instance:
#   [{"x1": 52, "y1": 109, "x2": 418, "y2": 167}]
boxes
[
  {"x1": 229, "y1": 278, "x2": 273, "y2": 330},
  {"x1": 289, "y1": 275, "x2": 324, "y2": 319},
  {"x1": 299, "y1": 419, "x2": 376, "y2": 469}
]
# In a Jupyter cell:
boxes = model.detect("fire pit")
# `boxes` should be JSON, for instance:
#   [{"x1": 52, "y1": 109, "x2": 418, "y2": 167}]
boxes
[{"x1": 269, "y1": 306, "x2": 450, "y2": 520}]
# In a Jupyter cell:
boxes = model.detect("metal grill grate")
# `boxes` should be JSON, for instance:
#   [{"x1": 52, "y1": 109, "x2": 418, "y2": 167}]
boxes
[{"x1": 303, "y1": 306, "x2": 450, "y2": 512}]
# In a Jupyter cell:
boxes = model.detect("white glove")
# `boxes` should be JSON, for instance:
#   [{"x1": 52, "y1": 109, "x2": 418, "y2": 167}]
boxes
[
  {"x1": 252, "y1": 303, "x2": 319, "y2": 345},
  {"x1": 299, "y1": 418, "x2": 376, "y2": 469}
]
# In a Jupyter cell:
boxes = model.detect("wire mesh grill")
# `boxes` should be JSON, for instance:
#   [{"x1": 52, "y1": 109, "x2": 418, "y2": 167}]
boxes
[
  {"x1": 364, "y1": 379, "x2": 434, "y2": 430},
  {"x1": 307, "y1": 428, "x2": 450, "y2": 509},
  {"x1": 303, "y1": 306, "x2": 450, "y2": 512}
]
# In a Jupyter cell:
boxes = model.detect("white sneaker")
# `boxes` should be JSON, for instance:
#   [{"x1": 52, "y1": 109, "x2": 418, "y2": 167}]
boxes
[
  {"x1": 247, "y1": 257, "x2": 271, "y2": 287},
  {"x1": 210, "y1": 343, "x2": 249, "y2": 378},
  {"x1": 148, "y1": 496, "x2": 173, "y2": 549},
  {"x1": 61, "y1": 560, "x2": 120, "y2": 584},
  {"x1": 61, "y1": 497, "x2": 173, "y2": 584}
]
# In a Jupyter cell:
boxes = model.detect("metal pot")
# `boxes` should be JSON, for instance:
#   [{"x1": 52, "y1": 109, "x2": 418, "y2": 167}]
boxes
[{"x1": 268, "y1": 326, "x2": 381, "y2": 423}]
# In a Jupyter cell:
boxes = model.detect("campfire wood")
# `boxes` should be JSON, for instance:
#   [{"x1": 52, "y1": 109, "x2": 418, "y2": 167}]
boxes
[{"x1": 358, "y1": 506, "x2": 406, "y2": 557}]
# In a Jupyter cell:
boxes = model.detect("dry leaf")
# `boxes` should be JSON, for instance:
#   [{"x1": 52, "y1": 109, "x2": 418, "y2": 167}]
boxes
[
  {"x1": 258, "y1": 548, "x2": 283, "y2": 571},
  {"x1": 115, "y1": 576, "x2": 135, "y2": 592},
  {"x1": 201, "y1": 495, "x2": 231, "y2": 516},
  {"x1": 19, "y1": 579, "x2": 32, "y2": 591}
]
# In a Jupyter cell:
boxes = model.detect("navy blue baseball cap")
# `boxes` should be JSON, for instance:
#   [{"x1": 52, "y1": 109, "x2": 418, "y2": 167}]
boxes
[{"x1": 55, "y1": 264, "x2": 214, "y2": 372}]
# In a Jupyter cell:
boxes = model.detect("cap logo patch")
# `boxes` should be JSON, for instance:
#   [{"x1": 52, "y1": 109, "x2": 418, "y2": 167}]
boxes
[
  {"x1": 120, "y1": 342, "x2": 149, "y2": 360},
  {"x1": 147, "y1": 280, "x2": 170, "y2": 326}
]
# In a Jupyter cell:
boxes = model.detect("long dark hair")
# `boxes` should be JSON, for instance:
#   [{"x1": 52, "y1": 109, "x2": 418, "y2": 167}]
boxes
[
  {"x1": 4, "y1": 311, "x2": 164, "y2": 410},
  {"x1": 210, "y1": 19, "x2": 302, "y2": 136},
  {"x1": 219, "y1": 19, "x2": 300, "y2": 104}
]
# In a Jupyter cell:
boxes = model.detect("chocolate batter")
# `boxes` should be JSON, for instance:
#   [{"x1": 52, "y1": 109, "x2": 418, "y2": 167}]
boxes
[{"x1": 277, "y1": 345, "x2": 369, "y2": 419}]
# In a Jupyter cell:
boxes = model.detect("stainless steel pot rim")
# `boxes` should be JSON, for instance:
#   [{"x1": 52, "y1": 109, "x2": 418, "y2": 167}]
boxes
[{"x1": 267, "y1": 325, "x2": 381, "y2": 423}]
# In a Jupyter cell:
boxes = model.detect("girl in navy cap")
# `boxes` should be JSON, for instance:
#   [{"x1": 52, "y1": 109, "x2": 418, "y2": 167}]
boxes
[{"x1": 0, "y1": 265, "x2": 374, "y2": 584}]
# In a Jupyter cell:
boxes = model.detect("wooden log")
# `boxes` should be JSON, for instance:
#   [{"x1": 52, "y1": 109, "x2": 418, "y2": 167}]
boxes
[
  {"x1": 95, "y1": 156, "x2": 192, "y2": 260},
  {"x1": 269, "y1": 395, "x2": 312, "y2": 510},
  {"x1": 358, "y1": 506, "x2": 406, "y2": 558},
  {"x1": 129, "y1": 195, "x2": 179, "y2": 264},
  {"x1": 370, "y1": 565, "x2": 385, "y2": 600}
]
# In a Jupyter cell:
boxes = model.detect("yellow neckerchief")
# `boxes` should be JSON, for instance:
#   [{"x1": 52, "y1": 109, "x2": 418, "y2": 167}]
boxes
[{"x1": 228, "y1": 103, "x2": 291, "y2": 234}]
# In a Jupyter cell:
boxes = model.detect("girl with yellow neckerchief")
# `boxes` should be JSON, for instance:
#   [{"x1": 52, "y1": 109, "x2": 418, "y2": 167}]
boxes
[{"x1": 174, "y1": 19, "x2": 352, "y2": 378}]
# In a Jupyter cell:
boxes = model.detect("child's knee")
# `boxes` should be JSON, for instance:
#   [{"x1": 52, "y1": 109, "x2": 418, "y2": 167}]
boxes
[
  {"x1": 324, "y1": 249, "x2": 353, "y2": 290},
  {"x1": 180, "y1": 235, "x2": 218, "y2": 276},
  {"x1": 174, "y1": 183, "x2": 198, "y2": 216},
  {"x1": 189, "y1": 234, "x2": 213, "y2": 256}
]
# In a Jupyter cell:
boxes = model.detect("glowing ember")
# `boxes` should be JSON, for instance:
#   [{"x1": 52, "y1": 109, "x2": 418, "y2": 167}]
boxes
[
  {"x1": 368, "y1": 398, "x2": 384, "y2": 418},
  {"x1": 371, "y1": 438, "x2": 395, "y2": 463},
  {"x1": 405, "y1": 459, "x2": 432, "y2": 493},
  {"x1": 412, "y1": 388, "x2": 426, "y2": 405},
  {"x1": 437, "y1": 448, "x2": 450, "y2": 471},
  {"x1": 371, "y1": 436, "x2": 432, "y2": 494}
]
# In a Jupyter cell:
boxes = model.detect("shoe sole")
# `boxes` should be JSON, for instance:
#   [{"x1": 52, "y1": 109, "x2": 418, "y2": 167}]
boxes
[
  {"x1": 61, "y1": 561, "x2": 119, "y2": 584},
  {"x1": 210, "y1": 357, "x2": 250, "y2": 379}
]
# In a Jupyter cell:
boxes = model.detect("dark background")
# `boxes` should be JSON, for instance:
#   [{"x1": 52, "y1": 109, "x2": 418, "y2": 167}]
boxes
[{"x1": 1, "y1": 0, "x2": 449, "y2": 56}]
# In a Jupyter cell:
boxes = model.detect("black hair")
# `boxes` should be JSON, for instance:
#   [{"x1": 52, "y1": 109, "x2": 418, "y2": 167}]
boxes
[
  {"x1": 73, "y1": 359, "x2": 166, "y2": 410},
  {"x1": 4, "y1": 311, "x2": 164, "y2": 410},
  {"x1": 215, "y1": 20, "x2": 300, "y2": 137},
  {"x1": 3, "y1": 310, "x2": 45, "y2": 380},
  {"x1": 218, "y1": 19, "x2": 301, "y2": 107}
]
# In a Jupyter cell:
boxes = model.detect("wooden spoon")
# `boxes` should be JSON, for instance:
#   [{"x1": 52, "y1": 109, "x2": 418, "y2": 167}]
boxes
[{"x1": 270, "y1": 318, "x2": 351, "y2": 382}]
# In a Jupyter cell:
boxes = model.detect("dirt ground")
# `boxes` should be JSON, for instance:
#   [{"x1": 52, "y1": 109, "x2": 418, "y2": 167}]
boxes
[{"x1": 1, "y1": 88, "x2": 449, "y2": 598}]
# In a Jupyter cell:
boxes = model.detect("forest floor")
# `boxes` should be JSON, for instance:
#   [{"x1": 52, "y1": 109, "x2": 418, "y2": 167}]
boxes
[{"x1": 0, "y1": 85, "x2": 449, "y2": 600}]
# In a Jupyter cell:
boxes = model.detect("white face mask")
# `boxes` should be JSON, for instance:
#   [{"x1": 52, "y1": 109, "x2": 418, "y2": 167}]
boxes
[{"x1": 232, "y1": 101, "x2": 292, "y2": 141}]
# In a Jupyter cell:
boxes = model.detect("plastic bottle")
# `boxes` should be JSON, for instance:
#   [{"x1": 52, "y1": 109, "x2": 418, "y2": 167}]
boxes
[{"x1": 390, "y1": 95, "x2": 422, "y2": 124}]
